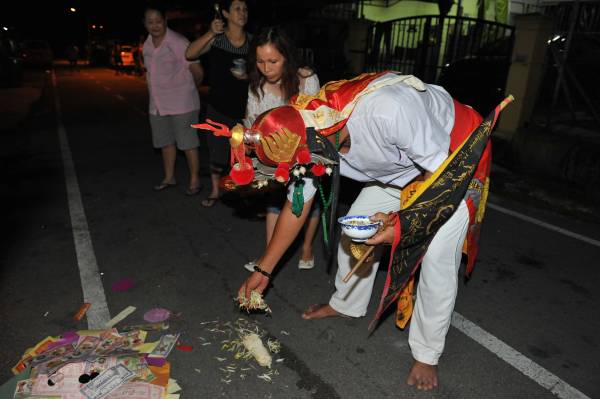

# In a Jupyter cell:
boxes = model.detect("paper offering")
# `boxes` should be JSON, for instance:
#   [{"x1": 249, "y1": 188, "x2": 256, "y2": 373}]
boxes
[
  {"x1": 80, "y1": 364, "x2": 134, "y2": 399},
  {"x1": 148, "y1": 334, "x2": 180, "y2": 359},
  {"x1": 103, "y1": 382, "x2": 164, "y2": 399}
]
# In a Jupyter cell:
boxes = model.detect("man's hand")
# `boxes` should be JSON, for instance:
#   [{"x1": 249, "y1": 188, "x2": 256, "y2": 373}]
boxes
[
  {"x1": 365, "y1": 212, "x2": 397, "y2": 245},
  {"x1": 239, "y1": 272, "x2": 269, "y2": 302}
]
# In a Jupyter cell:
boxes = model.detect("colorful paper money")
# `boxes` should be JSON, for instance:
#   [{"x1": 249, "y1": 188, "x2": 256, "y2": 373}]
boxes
[
  {"x1": 148, "y1": 334, "x2": 180, "y2": 359},
  {"x1": 80, "y1": 364, "x2": 134, "y2": 399}
]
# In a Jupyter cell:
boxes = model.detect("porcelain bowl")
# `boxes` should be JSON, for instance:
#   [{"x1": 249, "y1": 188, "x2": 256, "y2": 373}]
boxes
[{"x1": 337, "y1": 215, "x2": 381, "y2": 242}]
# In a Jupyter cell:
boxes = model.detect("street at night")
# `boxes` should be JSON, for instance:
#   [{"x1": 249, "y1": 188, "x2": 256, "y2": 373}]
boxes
[{"x1": 1, "y1": 66, "x2": 599, "y2": 398}]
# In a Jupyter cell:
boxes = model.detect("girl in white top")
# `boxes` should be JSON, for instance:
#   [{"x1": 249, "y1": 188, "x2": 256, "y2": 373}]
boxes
[{"x1": 244, "y1": 26, "x2": 321, "y2": 270}]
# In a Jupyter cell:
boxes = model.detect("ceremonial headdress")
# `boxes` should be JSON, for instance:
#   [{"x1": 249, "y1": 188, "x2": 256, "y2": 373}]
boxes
[
  {"x1": 192, "y1": 71, "x2": 427, "y2": 251},
  {"x1": 193, "y1": 71, "x2": 426, "y2": 185}
]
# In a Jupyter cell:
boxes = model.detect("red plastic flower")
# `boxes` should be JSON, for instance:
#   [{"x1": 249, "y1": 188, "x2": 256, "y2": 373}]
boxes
[
  {"x1": 296, "y1": 148, "x2": 311, "y2": 164},
  {"x1": 275, "y1": 163, "x2": 290, "y2": 183}
]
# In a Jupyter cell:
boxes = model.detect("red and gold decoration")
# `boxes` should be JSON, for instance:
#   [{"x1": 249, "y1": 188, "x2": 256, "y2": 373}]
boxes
[{"x1": 191, "y1": 72, "x2": 424, "y2": 188}]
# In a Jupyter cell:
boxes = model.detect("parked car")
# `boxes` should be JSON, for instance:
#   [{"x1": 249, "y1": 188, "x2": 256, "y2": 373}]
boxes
[
  {"x1": 89, "y1": 42, "x2": 110, "y2": 66},
  {"x1": 21, "y1": 39, "x2": 53, "y2": 68},
  {"x1": 440, "y1": 33, "x2": 600, "y2": 116},
  {"x1": 0, "y1": 36, "x2": 23, "y2": 88},
  {"x1": 438, "y1": 55, "x2": 510, "y2": 116},
  {"x1": 119, "y1": 45, "x2": 135, "y2": 67}
]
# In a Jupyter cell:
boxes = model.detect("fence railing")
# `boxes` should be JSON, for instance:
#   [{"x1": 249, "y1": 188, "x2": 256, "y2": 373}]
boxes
[
  {"x1": 538, "y1": 1, "x2": 600, "y2": 128},
  {"x1": 365, "y1": 15, "x2": 514, "y2": 83}
]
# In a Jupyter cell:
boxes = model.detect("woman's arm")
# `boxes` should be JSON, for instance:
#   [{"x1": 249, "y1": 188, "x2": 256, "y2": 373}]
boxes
[
  {"x1": 185, "y1": 19, "x2": 224, "y2": 60},
  {"x1": 239, "y1": 197, "x2": 314, "y2": 299},
  {"x1": 299, "y1": 70, "x2": 320, "y2": 95}
]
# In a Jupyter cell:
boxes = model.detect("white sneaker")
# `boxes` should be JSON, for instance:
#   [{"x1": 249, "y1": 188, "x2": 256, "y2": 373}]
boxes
[
  {"x1": 244, "y1": 260, "x2": 257, "y2": 272},
  {"x1": 298, "y1": 258, "x2": 315, "y2": 270}
]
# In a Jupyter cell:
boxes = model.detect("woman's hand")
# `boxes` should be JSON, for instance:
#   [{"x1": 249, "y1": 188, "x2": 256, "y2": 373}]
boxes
[
  {"x1": 239, "y1": 272, "x2": 269, "y2": 302},
  {"x1": 210, "y1": 18, "x2": 225, "y2": 35},
  {"x1": 365, "y1": 212, "x2": 397, "y2": 245},
  {"x1": 230, "y1": 68, "x2": 248, "y2": 80}
]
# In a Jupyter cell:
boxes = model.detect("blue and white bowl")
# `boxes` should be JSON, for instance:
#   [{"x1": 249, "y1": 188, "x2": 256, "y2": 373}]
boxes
[{"x1": 338, "y1": 215, "x2": 381, "y2": 242}]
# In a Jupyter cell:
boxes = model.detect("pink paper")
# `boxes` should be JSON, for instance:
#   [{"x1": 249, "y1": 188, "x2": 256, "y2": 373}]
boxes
[
  {"x1": 107, "y1": 382, "x2": 165, "y2": 399},
  {"x1": 46, "y1": 332, "x2": 79, "y2": 351},
  {"x1": 143, "y1": 308, "x2": 171, "y2": 323},
  {"x1": 111, "y1": 278, "x2": 135, "y2": 292}
]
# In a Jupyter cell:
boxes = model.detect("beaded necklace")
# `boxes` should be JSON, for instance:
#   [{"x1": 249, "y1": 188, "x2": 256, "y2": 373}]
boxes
[{"x1": 317, "y1": 131, "x2": 340, "y2": 247}]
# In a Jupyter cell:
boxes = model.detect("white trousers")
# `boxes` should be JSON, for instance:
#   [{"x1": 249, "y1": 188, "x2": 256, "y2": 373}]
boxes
[{"x1": 329, "y1": 183, "x2": 469, "y2": 365}]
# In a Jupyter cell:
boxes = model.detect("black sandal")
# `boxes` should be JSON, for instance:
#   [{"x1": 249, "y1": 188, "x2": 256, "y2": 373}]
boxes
[
  {"x1": 185, "y1": 185, "x2": 203, "y2": 196},
  {"x1": 153, "y1": 181, "x2": 176, "y2": 191},
  {"x1": 200, "y1": 197, "x2": 219, "y2": 207}
]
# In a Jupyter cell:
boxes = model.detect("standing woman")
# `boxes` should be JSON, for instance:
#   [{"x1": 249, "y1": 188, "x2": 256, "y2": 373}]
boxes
[
  {"x1": 243, "y1": 26, "x2": 321, "y2": 270},
  {"x1": 143, "y1": 4, "x2": 204, "y2": 195},
  {"x1": 186, "y1": 0, "x2": 250, "y2": 207}
]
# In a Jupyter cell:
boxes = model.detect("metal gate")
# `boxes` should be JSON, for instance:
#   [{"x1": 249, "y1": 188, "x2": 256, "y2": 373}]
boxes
[{"x1": 365, "y1": 15, "x2": 514, "y2": 84}]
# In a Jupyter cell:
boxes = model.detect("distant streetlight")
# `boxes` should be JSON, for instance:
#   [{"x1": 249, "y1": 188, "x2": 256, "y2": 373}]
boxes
[{"x1": 69, "y1": 7, "x2": 77, "y2": 13}]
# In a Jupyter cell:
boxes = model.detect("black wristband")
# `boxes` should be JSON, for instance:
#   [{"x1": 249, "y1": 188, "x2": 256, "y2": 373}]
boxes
[{"x1": 253, "y1": 265, "x2": 272, "y2": 279}]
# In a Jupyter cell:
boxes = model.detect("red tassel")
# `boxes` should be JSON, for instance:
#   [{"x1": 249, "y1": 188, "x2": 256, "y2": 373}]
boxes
[
  {"x1": 310, "y1": 163, "x2": 326, "y2": 177},
  {"x1": 296, "y1": 148, "x2": 311, "y2": 164},
  {"x1": 230, "y1": 161, "x2": 254, "y2": 185},
  {"x1": 274, "y1": 163, "x2": 290, "y2": 183}
]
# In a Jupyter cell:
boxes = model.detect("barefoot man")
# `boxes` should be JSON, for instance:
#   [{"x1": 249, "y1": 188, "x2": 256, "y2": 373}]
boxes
[{"x1": 225, "y1": 71, "x2": 498, "y2": 391}]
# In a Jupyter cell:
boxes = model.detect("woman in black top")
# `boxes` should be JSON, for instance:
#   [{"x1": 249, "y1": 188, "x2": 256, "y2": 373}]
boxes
[{"x1": 186, "y1": 0, "x2": 250, "y2": 207}]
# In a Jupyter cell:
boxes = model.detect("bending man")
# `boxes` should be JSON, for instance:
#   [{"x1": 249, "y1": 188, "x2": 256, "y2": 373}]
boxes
[{"x1": 239, "y1": 72, "x2": 489, "y2": 391}]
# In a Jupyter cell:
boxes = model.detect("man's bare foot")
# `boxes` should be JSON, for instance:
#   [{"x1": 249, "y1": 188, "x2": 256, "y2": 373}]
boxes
[
  {"x1": 406, "y1": 360, "x2": 438, "y2": 391},
  {"x1": 302, "y1": 304, "x2": 348, "y2": 320}
]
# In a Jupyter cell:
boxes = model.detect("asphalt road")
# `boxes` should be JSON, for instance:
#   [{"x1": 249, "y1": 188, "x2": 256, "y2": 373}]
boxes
[{"x1": 1, "y1": 68, "x2": 599, "y2": 398}]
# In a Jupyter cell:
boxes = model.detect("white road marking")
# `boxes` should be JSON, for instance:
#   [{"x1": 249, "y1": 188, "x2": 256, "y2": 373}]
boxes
[
  {"x1": 452, "y1": 312, "x2": 590, "y2": 399},
  {"x1": 52, "y1": 72, "x2": 110, "y2": 329},
  {"x1": 488, "y1": 202, "x2": 600, "y2": 248},
  {"x1": 454, "y1": 200, "x2": 597, "y2": 397}
]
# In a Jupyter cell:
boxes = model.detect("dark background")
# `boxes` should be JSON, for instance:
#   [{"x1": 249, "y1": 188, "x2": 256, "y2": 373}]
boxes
[{"x1": 3, "y1": 1, "x2": 339, "y2": 55}]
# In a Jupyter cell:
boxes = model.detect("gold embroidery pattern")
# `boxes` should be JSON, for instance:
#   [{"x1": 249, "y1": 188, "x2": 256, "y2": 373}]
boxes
[
  {"x1": 380, "y1": 106, "x2": 494, "y2": 310},
  {"x1": 259, "y1": 128, "x2": 301, "y2": 163}
]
